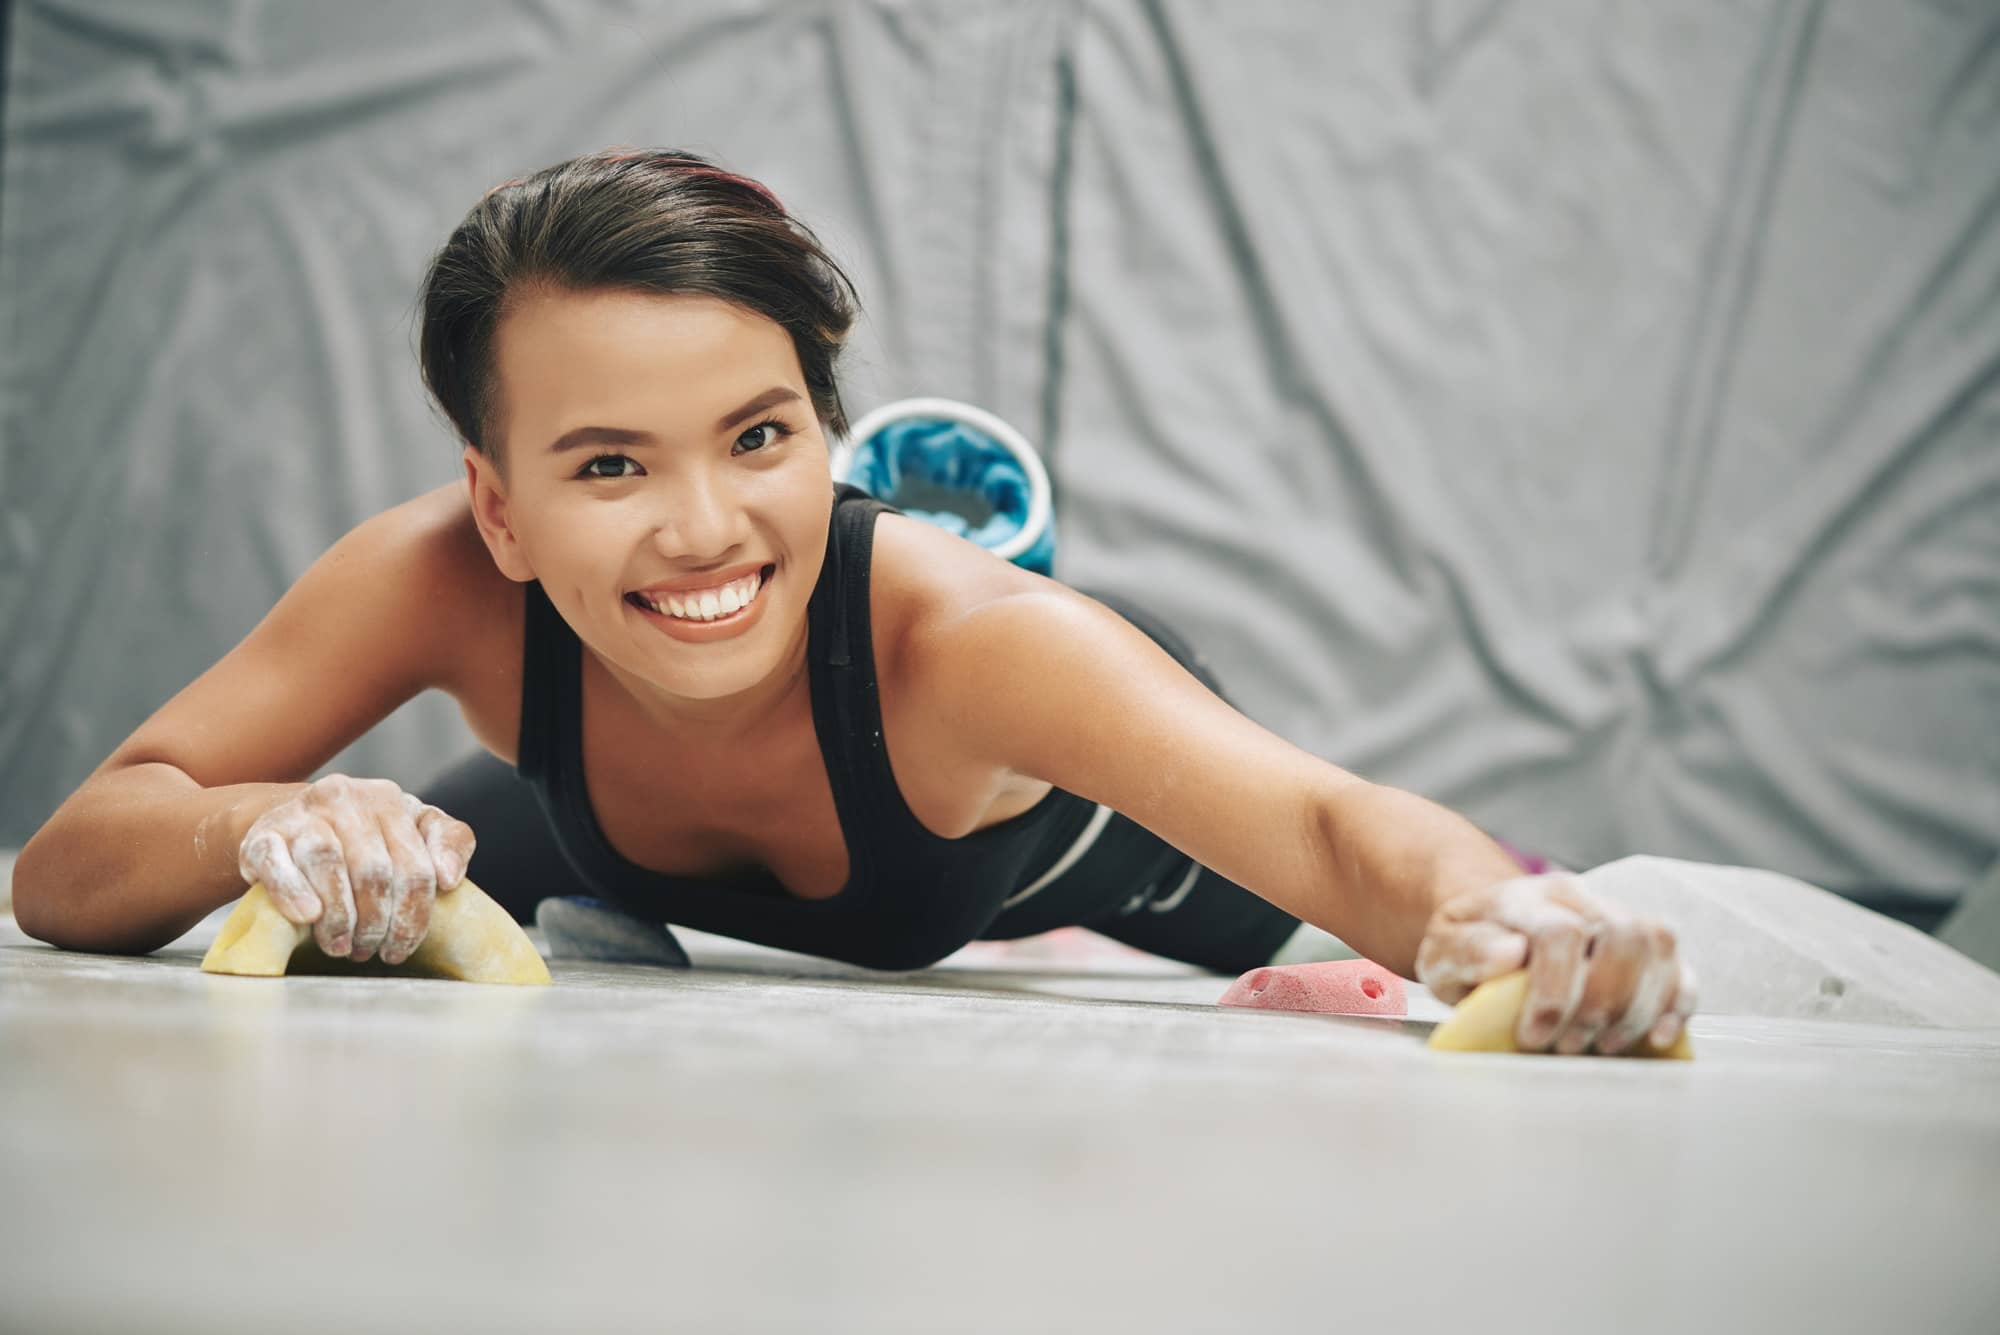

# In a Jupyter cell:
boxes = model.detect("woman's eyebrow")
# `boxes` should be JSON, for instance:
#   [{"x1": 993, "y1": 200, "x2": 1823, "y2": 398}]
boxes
[
  {"x1": 545, "y1": 387, "x2": 804, "y2": 455},
  {"x1": 547, "y1": 424, "x2": 650, "y2": 455},
  {"x1": 713, "y1": 386, "x2": 803, "y2": 432}
]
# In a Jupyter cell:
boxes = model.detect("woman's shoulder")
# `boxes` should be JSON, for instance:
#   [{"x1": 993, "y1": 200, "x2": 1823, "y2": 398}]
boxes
[
  {"x1": 84, "y1": 482, "x2": 524, "y2": 798},
  {"x1": 393, "y1": 480, "x2": 523, "y2": 639},
  {"x1": 389, "y1": 482, "x2": 527, "y2": 759},
  {"x1": 864, "y1": 507, "x2": 1054, "y2": 700},
  {"x1": 861, "y1": 507, "x2": 1063, "y2": 824}
]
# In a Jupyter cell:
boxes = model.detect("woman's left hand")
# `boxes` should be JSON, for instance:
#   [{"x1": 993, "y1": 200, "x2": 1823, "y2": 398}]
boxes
[{"x1": 1414, "y1": 873, "x2": 1697, "y2": 1055}]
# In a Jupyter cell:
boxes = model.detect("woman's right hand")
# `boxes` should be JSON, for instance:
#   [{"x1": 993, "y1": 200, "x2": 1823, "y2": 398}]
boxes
[{"x1": 236, "y1": 774, "x2": 475, "y2": 964}]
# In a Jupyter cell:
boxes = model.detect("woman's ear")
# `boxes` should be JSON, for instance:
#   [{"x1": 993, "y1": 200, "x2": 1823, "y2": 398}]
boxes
[{"x1": 463, "y1": 445, "x2": 535, "y2": 582}]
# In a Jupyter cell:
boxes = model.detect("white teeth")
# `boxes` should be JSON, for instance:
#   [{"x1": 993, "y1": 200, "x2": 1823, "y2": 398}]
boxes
[{"x1": 638, "y1": 569, "x2": 764, "y2": 622}]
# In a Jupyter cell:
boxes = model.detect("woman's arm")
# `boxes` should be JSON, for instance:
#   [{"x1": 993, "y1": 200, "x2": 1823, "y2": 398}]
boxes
[
  {"x1": 13, "y1": 487, "x2": 476, "y2": 954},
  {"x1": 14, "y1": 764, "x2": 310, "y2": 954},
  {"x1": 912, "y1": 587, "x2": 1520, "y2": 980}
]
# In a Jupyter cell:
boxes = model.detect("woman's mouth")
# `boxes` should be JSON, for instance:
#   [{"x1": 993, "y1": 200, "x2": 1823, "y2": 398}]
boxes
[{"x1": 626, "y1": 564, "x2": 775, "y2": 640}]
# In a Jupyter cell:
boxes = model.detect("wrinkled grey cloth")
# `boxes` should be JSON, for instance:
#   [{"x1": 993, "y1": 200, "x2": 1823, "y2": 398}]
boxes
[{"x1": 2, "y1": 1, "x2": 1993, "y2": 916}]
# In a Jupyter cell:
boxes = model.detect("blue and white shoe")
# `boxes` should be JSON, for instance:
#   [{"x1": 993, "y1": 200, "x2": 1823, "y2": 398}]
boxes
[{"x1": 535, "y1": 896, "x2": 691, "y2": 967}]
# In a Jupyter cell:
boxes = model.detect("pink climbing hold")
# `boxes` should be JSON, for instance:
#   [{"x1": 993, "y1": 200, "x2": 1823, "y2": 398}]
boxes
[{"x1": 1216, "y1": 959, "x2": 1408, "y2": 1018}]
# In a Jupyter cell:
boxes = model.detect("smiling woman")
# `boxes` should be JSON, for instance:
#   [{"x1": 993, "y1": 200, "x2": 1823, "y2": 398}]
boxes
[
  {"x1": 453, "y1": 283, "x2": 837, "y2": 714},
  {"x1": 13, "y1": 147, "x2": 1695, "y2": 1057}
]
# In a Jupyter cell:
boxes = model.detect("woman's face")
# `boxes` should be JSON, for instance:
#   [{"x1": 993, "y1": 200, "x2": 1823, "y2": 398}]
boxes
[{"x1": 466, "y1": 286, "x2": 834, "y2": 718}]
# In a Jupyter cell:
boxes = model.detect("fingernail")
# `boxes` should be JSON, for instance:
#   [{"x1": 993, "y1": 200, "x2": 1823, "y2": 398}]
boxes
[{"x1": 1650, "y1": 1018, "x2": 1679, "y2": 1047}]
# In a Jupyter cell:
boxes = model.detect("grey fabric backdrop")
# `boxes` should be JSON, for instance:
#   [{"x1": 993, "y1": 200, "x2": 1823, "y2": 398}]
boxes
[{"x1": 2, "y1": 0, "x2": 1995, "y2": 913}]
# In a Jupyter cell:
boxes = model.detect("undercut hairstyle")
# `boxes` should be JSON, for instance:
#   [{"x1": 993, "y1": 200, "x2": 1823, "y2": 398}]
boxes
[{"x1": 418, "y1": 147, "x2": 860, "y2": 472}]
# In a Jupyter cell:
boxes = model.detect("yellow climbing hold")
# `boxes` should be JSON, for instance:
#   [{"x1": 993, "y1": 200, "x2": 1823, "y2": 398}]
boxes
[
  {"x1": 200, "y1": 878, "x2": 551, "y2": 985},
  {"x1": 1429, "y1": 969, "x2": 1692, "y2": 1058}
]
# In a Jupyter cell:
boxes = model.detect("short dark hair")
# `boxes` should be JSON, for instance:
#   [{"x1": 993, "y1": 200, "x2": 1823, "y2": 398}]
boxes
[{"x1": 418, "y1": 148, "x2": 860, "y2": 470}]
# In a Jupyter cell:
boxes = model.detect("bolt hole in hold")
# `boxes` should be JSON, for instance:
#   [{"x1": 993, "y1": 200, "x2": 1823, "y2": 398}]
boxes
[{"x1": 1361, "y1": 977, "x2": 1383, "y2": 999}]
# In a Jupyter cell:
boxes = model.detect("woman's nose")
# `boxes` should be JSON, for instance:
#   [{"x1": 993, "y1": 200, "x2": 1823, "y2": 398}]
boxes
[{"x1": 652, "y1": 474, "x2": 745, "y2": 560}]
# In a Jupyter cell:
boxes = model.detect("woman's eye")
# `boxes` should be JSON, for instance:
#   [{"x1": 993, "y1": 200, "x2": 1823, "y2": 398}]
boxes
[
  {"x1": 734, "y1": 419, "x2": 795, "y2": 455},
  {"x1": 580, "y1": 454, "x2": 640, "y2": 480}
]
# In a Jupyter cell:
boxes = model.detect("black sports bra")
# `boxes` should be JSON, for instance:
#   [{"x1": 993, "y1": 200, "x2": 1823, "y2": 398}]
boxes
[{"x1": 513, "y1": 483, "x2": 1104, "y2": 970}]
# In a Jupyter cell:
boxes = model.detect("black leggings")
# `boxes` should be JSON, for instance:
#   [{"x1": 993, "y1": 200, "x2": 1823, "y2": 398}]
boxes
[{"x1": 414, "y1": 587, "x2": 1303, "y2": 975}]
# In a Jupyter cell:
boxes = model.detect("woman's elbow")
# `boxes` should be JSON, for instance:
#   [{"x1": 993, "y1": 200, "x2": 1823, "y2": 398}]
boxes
[
  {"x1": 9, "y1": 842, "x2": 165, "y2": 955},
  {"x1": 8, "y1": 839, "x2": 53, "y2": 943}
]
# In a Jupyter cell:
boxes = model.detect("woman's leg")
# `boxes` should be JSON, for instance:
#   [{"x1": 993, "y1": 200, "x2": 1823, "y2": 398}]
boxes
[
  {"x1": 1083, "y1": 860, "x2": 1308, "y2": 976},
  {"x1": 412, "y1": 750, "x2": 585, "y2": 924}
]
